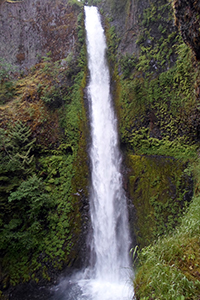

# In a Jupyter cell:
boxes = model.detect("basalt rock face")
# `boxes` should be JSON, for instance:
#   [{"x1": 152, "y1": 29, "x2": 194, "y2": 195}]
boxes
[
  {"x1": 98, "y1": 0, "x2": 141, "y2": 56},
  {"x1": 0, "y1": 0, "x2": 79, "y2": 71},
  {"x1": 99, "y1": 0, "x2": 178, "y2": 60},
  {"x1": 173, "y1": 0, "x2": 200, "y2": 60}
]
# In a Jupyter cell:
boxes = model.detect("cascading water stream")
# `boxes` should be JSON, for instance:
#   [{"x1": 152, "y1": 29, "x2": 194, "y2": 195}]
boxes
[
  {"x1": 52, "y1": 6, "x2": 134, "y2": 300},
  {"x1": 84, "y1": 4, "x2": 131, "y2": 283}
]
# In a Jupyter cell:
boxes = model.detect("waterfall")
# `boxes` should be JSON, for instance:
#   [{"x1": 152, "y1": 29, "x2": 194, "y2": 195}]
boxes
[
  {"x1": 52, "y1": 6, "x2": 133, "y2": 300},
  {"x1": 85, "y1": 5, "x2": 131, "y2": 281}
]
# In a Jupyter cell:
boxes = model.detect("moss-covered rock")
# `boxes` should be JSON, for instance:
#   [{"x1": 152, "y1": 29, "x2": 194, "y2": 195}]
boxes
[
  {"x1": 126, "y1": 154, "x2": 193, "y2": 248},
  {"x1": 103, "y1": 0, "x2": 199, "y2": 255},
  {"x1": 133, "y1": 164, "x2": 200, "y2": 299}
]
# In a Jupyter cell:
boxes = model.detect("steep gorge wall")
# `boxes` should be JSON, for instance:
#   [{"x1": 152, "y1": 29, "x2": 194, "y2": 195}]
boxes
[
  {"x1": 98, "y1": 2, "x2": 200, "y2": 297},
  {"x1": 0, "y1": 0, "x2": 79, "y2": 71},
  {"x1": 173, "y1": 0, "x2": 200, "y2": 61},
  {"x1": 98, "y1": 0, "x2": 140, "y2": 55},
  {"x1": 97, "y1": 0, "x2": 199, "y2": 248}
]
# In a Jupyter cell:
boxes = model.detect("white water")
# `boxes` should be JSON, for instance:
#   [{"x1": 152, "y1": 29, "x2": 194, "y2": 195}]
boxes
[
  {"x1": 52, "y1": 6, "x2": 133, "y2": 300},
  {"x1": 85, "y1": 3, "x2": 131, "y2": 284}
]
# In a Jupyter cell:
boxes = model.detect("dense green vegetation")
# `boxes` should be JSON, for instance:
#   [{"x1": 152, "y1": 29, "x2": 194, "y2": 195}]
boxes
[
  {"x1": 0, "y1": 7, "x2": 89, "y2": 294},
  {"x1": 94, "y1": 0, "x2": 200, "y2": 298},
  {"x1": 133, "y1": 170, "x2": 200, "y2": 299},
  {"x1": 127, "y1": 155, "x2": 193, "y2": 247},
  {"x1": 103, "y1": 0, "x2": 200, "y2": 298}
]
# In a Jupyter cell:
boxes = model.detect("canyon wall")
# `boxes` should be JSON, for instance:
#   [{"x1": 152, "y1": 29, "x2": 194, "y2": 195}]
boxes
[{"x1": 0, "y1": 0, "x2": 79, "y2": 71}]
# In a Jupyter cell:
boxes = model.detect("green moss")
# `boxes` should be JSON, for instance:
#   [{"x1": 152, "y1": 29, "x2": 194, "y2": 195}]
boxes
[
  {"x1": 104, "y1": 0, "x2": 196, "y2": 251},
  {"x1": 102, "y1": 0, "x2": 200, "y2": 298},
  {"x1": 127, "y1": 154, "x2": 192, "y2": 248},
  {"x1": 134, "y1": 184, "x2": 200, "y2": 299},
  {"x1": 115, "y1": 37, "x2": 200, "y2": 180}
]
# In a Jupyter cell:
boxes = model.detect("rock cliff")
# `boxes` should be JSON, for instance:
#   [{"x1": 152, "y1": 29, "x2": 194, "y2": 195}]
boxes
[
  {"x1": 173, "y1": 0, "x2": 200, "y2": 60},
  {"x1": 0, "y1": 0, "x2": 79, "y2": 71}
]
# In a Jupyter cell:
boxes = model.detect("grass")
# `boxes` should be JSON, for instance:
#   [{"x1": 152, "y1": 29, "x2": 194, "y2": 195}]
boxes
[{"x1": 134, "y1": 160, "x2": 200, "y2": 300}]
